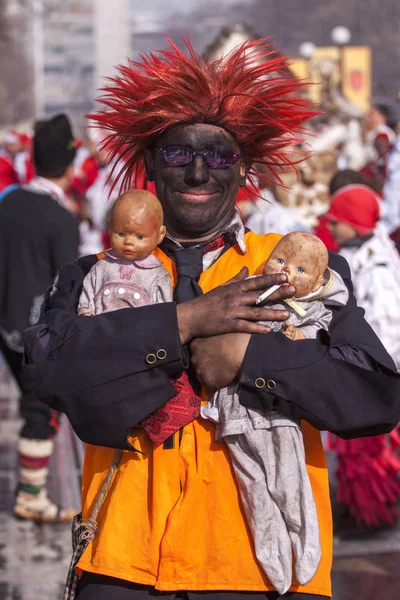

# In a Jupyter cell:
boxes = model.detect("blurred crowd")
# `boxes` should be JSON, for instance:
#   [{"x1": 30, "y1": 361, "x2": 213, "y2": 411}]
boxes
[
  {"x1": 0, "y1": 101, "x2": 400, "y2": 535},
  {"x1": 2, "y1": 104, "x2": 400, "y2": 257},
  {"x1": 1, "y1": 104, "x2": 400, "y2": 393}
]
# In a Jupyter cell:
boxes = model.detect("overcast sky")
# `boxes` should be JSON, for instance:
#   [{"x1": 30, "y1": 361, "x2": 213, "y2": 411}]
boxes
[
  {"x1": 131, "y1": 0, "x2": 252, "y2": 57},
  {"x1": 133, "y1": 0, "x2": 242, "y2": 15}
]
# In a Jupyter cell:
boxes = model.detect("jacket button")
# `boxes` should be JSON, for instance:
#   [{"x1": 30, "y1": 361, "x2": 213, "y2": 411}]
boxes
[
  {"x1": 156, "y1": 349, "x2": 167, "y2": 360},
  {"x1": 255, "y1": 377, "x2": 266, "y2": 388},
  {"x1": 145, "y1": 353, "x2": 157, "y2": 364},
  {"x1": 267, "y1": 379, "x2": 277, "y2": 390}
]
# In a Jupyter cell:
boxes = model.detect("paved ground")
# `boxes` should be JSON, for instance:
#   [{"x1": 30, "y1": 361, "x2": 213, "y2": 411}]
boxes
[{"x1": 1, "y1": 358, "x2": 400, "y2": 599}]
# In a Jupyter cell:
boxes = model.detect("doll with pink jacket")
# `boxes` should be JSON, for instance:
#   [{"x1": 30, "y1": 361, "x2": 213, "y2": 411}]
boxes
[
  {"x1": 77, "y1": 189, "x2": 199, "y2": 444},
  {"x1": 77, "y1": 190, "x2": 172, "y2": 317}
]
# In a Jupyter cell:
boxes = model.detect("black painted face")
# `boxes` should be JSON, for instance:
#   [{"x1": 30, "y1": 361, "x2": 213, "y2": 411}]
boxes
[{"x1": 147, "y1": 124, "x2": 244, "y2": 240}]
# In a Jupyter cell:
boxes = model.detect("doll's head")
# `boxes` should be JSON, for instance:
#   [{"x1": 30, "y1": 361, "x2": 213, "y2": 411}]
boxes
[
  {"x1": 108, "y1": 190, "x2": 167, "y2": 260},
  {"x1": 263, "y1": 232, "x2": 328, "y2": 298}
]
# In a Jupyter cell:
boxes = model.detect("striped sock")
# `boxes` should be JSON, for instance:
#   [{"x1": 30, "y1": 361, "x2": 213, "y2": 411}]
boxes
[
  {"x1": 16, "y1": 437, "x2": 53, "y2": 497},
  {"x1": 14, "y1": 437, "x2": 76, "y2": 522}
]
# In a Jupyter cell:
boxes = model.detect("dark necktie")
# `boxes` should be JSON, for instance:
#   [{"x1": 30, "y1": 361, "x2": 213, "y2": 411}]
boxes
[
  {"x1": 173, "y1": 247, "x2": 204, "y2": 303},
  {"x1": 140, "y1": 233, "x2": 231, "y2": 445},
  {"x1": 161, "y1": 232, "x2": 229, "y2": 299}
]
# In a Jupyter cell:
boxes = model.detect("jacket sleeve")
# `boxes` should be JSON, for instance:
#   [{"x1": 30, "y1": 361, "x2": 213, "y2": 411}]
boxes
[
  {"x1": 238, "y1": 253, "x2": 400, "y2": 439},
  {"x1": 23, "y1": 256, "x2": 184, "y2": 449}
]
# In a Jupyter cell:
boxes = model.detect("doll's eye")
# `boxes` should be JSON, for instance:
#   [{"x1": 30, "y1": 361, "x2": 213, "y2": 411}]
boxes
[
  {"x1": 137, "y1": 235, "x2": 144, "y2": 240},
  {"x1": 277, "y1": 258, "x2": 284, "y2": 265},
  {"x1": 297, "y1": 267, "x2": 304, "y2": 274},
  {"x1": 117, "y1": 232, "x2": 125, "y2": 237}
]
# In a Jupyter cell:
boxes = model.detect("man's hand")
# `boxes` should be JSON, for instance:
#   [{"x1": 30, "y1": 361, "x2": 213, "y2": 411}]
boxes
[
  {"x1": 177, "y1": 268, "x2": 295, "y2": 344},
  {"x1": 191, "y1": 333, "x2": 251, "y2": 392}
]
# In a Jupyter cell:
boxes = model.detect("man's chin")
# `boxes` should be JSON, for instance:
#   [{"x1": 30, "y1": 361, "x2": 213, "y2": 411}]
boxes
[
  {"x1": 166, "y1": 207, "x2": 219, "y2": 235},
  {"x1": 164, "y1": 192, "x2": 235, "y2": 239}
]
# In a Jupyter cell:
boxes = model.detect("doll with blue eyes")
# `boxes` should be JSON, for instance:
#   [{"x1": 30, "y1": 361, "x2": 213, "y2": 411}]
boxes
[
  {"x1": 260, "y1": 231, "x2": 349, "y2": 340},
  {"x1": 201, "y1": 232, "x2": 349, "y2": 595},
  {"x1": 77, "y1": 190, "x2": 172, "y2": 317}
]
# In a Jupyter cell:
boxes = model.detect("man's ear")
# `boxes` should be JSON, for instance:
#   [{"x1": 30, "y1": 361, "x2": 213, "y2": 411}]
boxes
[
  {"x1": 144, "y1": 149, "x2": 155, "y2": 182},
  {"x1": 239, "y1": 162, "x2": 247, "y2": 187}
]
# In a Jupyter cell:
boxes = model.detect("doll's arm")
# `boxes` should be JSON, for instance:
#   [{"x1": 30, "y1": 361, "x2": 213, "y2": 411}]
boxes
[
  {"x1": 294, "y1": 304, "x2": 333, "y2": 339},
  {"x1": 153, "y1": 272, "x2": 174, "y2": 304},
  {"x1": 77, "y1": 264, "x2": 97, "y2": 316}
]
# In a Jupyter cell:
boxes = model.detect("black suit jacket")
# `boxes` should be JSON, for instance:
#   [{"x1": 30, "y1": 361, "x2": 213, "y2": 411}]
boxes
[{"x1": 23, "y1": 252, "x2": 400, "y2": 449}]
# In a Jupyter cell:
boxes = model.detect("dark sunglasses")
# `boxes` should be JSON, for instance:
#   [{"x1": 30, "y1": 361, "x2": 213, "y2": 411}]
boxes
[{"x1": 156, "y1": 146, "x2": 242, "y2": 169}]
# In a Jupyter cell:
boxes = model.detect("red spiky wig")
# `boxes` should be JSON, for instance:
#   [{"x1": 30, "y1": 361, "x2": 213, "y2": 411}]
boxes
[{"x1": 89, "y1": 37, "x2": 317, "y2": 193}]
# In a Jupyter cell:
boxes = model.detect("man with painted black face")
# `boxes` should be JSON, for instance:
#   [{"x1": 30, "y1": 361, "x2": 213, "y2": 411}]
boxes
[{"x1": 23, "y1": 40, "x2": 400, "y2": 600}]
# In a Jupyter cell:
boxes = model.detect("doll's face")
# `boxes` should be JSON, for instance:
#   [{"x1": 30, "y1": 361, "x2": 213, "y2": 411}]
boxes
[
  {"x1": 109, "y1": 191, "x2": 166, "y2": 261},
  {"x1": 263, "y1": 232, "x2": 328, "y2": 298}
]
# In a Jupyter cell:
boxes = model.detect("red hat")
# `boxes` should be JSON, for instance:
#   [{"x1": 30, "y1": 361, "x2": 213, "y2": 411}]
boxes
[
  {"x1": 326, "y1": 184, "x2": 380, "y2": 235},
  {"x1": 375, "y1": 132, "x2": 390, "y2": 143}
]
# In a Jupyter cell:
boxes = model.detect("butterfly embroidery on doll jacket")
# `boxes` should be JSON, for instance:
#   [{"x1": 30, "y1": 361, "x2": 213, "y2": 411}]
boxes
[{"x1": 119, "y1": 265, "x2": 135, "y2": 280}]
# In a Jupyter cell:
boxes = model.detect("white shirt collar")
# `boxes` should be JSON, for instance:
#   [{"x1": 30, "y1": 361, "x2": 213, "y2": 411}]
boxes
[
  {"x1": 165, "y1": 209, "x2": 247, "y2": 254},
  {"x1": 166, "y1": 209, "x2": 247, "y2": 272},
  {"x1": 24, "y1": 176, "x2": 67, "y2": 209}
]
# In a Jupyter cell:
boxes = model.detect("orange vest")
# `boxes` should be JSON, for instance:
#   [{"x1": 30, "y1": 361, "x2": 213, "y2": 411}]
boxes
[{"x1": 78, "y1": 231, "x2": 332, "y2": 596}]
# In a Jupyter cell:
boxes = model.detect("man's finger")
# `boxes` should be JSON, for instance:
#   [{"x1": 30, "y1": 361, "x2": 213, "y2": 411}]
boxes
[
  {"x1": 226, "y1": 267, "x2": 249, "y2": 285},
  {"x1": 260, "y1": 284, "x2": 296, "y2": 303},
  {"x1": 234, "y1": 319, "x2": 272, "y2": 334},
  {"x1": 240, "y1": 273, "x2": 288, "y2": 292},
  {"x1": 238, "y1": 288, "x2": 295, "y2": 307},
  {"x1": 237, "y1": 306, "x2": 290, "y2": 322}
]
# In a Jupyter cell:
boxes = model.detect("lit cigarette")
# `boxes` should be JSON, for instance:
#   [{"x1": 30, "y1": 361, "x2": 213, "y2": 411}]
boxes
[{"x1": 255, "y1": 284, "x2": 283, "y2": 305}]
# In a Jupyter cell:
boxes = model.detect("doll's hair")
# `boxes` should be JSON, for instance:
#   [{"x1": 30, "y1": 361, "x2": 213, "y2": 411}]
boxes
[{"x1": 89, "y1": 37, "x2": 317, "y2": 194}]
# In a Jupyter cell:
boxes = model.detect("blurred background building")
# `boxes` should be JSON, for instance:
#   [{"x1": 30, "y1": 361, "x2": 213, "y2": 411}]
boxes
[{"x1": 2, "y1": 0, "x2": 400, "y2": 134}]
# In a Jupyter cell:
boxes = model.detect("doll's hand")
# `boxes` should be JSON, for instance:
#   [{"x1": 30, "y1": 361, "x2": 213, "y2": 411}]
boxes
[
  {"x1": 80, "y1": 312, "x2": 95, "y2": 317},
  {"x1": 283, "y1": 322, "x2": 305, "y2": 341}
]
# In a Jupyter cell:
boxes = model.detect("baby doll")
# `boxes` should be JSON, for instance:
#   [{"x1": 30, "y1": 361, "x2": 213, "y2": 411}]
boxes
[
  {"x1": 78, "y1": 190, "x2": 171, "y2": 317},
  {"x1": 201, "y1": 232, "x2": 349, "y2": 595},
  {"x1": 78, "y1": 190, "x2": 200, "y2": 444},
  {"x1": 261, "y1": 231, "x2": 348, "y2": 340}
]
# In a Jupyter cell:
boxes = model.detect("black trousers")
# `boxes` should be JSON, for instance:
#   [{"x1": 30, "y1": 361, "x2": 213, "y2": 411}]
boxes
[
  {"x1": 0, "y1": 338, "x2": 60, "y2": 439},
  {"x1": 76, "y1": 574, "x2": 329, "y2": 599}
]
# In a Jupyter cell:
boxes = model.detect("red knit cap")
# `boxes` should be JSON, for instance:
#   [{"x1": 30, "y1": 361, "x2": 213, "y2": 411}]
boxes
[{"x1": 326, "y1": 184, "x2": 381, "y2": 235}]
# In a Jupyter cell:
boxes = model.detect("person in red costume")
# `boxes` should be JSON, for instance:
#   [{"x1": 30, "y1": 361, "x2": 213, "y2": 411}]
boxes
[
  {"x1": 360, "y1": 133, "x2": 392, "y2": 196},
  {"x1": 14, "y1": 132, "x2": 35, "y2": 185},
  {"x1": 314, "y1": 169, "x2": 376, "y2": 253},
  {"x1": 326, "y1": 184, "x2": 400, "y2": 532},
  {"x1": 0, "y1": 131, "x2": 21, "y2": 192}
]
